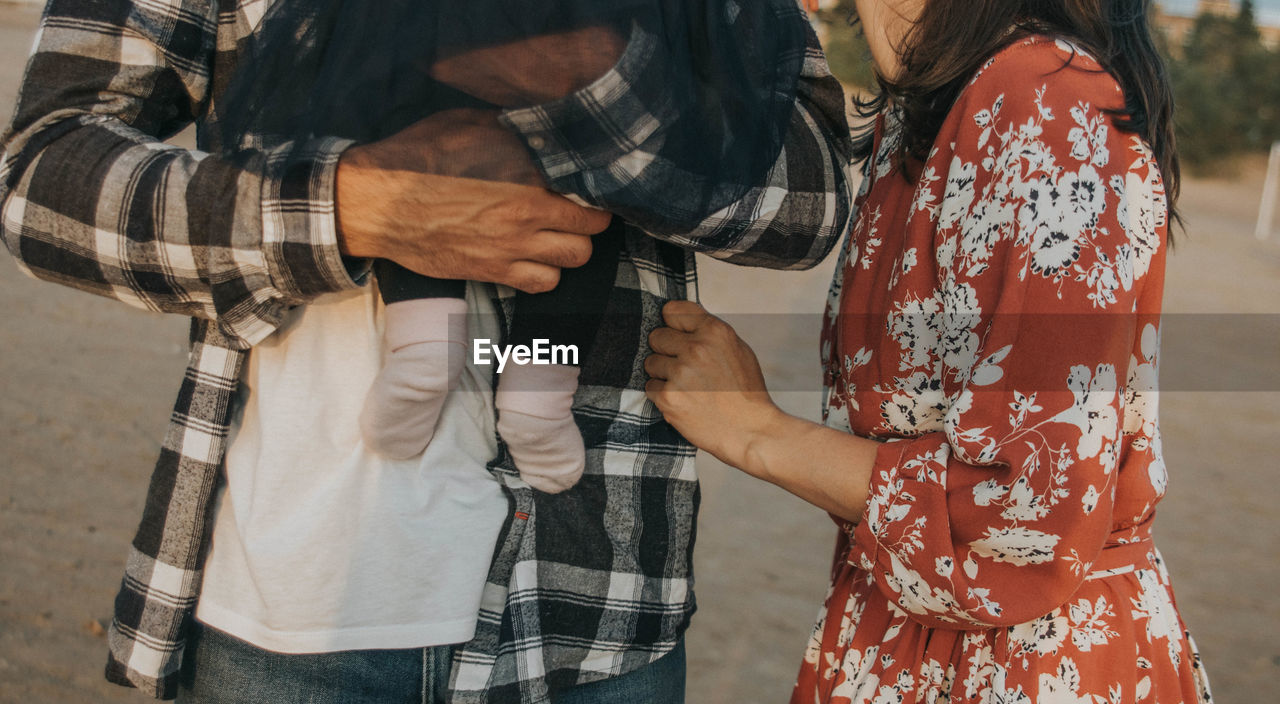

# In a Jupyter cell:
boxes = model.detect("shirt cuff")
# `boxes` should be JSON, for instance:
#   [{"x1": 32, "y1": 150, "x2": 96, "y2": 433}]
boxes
[
  {"x1": 259, "y1": 136, "x2": 364, "y2": 302},
  {"x1": 497, "y1": 21, "x2": 678, "y2": 187},
  {"x1": 849, "y1": 438, "x2": 912, "y2": 575}
]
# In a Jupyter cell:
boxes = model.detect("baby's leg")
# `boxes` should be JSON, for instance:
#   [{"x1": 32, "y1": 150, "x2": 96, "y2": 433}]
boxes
[
  {"x1": 497, "y1": 219, "x2": 623, "y2": 492},
  {"x1": 360, "y1": 260, "x2": 468, "y2": 459}
]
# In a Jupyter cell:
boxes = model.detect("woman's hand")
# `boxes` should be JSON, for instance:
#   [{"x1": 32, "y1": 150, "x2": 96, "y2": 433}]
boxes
[
  {"x1": 645, "y1": 300, "x2": 880, "y2": 523},
  {"x1": 643, "y1": 301, "x2": 783, "y2": 468}
]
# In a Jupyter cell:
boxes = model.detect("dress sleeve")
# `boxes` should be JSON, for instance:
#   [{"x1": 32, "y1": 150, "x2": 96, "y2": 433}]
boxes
[
  {"x1": 848, "y1": 43, "x2": 1169, "y2": 629},
  {"x1": 0, "y1": 0, "x2": 359, "y2": 349},
  {"x1": 500, "y1": 3, "x2": 853, "y2": 271}
]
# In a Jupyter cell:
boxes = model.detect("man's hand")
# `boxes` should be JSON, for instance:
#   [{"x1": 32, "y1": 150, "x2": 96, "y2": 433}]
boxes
[{"x1": 336, "y1": 117, "x2": 611, "y2": 294}]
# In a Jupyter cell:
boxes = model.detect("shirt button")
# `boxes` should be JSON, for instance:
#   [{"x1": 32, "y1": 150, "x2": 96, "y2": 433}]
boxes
[{"x1": 527, "y1": 136, "x2": 546, "y2": 150}]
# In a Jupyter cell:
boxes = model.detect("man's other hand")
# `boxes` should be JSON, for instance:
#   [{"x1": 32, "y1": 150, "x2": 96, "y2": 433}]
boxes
[
  {"x1": 429, "y1": 26, "x2": 627, "y2": 108},
  {"x1": 351, "y1": 108, "x2": 547, "y2": 188}
]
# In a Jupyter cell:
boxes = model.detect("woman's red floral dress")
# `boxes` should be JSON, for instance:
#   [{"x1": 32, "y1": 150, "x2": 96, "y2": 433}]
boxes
[{"x1": 793, "y1": 37, "x2": 1213, "y2": 704}]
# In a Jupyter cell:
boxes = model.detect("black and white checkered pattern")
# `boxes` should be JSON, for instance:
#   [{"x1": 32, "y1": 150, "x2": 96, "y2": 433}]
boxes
[{"x1": 1, "y1": 0, "x2": 853, "y2": 700}]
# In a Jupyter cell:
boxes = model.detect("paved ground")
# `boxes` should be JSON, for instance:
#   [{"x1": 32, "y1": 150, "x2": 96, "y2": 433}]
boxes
[{"x1": 2, "y1": 3, "x2": 1277, "y2": 702}]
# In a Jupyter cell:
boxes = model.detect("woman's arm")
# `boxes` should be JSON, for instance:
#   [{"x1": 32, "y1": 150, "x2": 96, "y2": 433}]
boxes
[
  {"x1": 644, "y1": 300, "x2": 878, "y2": 521},
  {"x1": 646, "y1": 42, "x2": 1170, "y2": 631}
]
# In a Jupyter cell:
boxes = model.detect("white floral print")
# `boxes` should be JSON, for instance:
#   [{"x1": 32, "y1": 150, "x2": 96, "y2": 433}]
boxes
[{"x1": 802, "y1": 36, "x2": 1210, "y2": 704}]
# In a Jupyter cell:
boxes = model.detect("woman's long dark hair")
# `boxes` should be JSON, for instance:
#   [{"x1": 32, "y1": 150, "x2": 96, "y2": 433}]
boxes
[{"x1": 853, "y1": 0, "x2": 1180, "y2": 223}]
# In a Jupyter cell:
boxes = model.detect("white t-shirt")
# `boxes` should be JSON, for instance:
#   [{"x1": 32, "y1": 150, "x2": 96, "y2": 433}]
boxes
[{"x1": 195, "y1": 282, "x2": 509, "y2": 653}]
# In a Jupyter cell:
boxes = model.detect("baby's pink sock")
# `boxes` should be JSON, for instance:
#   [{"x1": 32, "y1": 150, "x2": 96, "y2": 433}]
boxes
[
  {"x1": 360, "y1": 298, "x2": 469, "y2": 459},
  {"x1": 495, "y1": 364, "x2": 584, "y2": 493}
]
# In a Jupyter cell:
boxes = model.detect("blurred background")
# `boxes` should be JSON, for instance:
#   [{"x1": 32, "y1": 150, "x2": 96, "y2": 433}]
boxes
[{"x1": 1, "y1": 1, "x2": 1277, "y2": 702}]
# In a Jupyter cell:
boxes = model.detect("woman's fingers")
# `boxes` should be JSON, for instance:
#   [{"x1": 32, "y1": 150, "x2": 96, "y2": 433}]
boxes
[
  {"x1": 643, "y1": 353, "x2": 677, "y2": 381},
  {"x1": 661, "y1": 300, "x2": 711, "y2": 332},
  {"x1": 647, "y1": 326, "x2": 690, "y2": 356},
  {"x1": 642, "y1": 303, "x2": 776, "y2": 465}
]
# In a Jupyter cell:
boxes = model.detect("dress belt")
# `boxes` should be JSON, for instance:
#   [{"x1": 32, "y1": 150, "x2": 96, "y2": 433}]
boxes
[{"x1": 1083, "y1": 537, "x2": 1155, "y2": 581}]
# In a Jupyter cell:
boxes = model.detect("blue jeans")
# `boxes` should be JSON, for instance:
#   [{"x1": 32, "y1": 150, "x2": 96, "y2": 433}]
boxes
[
  {"x1": 551, "y1": 642, "x2": 685, "y2": 704},
  {"x1": 176, "y1": 623, "x2": 685, "y2": 704}
]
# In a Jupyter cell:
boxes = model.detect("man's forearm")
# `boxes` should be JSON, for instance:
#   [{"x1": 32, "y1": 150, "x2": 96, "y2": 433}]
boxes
[
  {"x1": 498, "y1": 12, "x2": 854, "y2": 270},
  {"x1": 0, "y1": 0, "x2": 362, "y2": 348},
  {"x1": 1, "y1": 111, "x2": 358, "y2": 347}
]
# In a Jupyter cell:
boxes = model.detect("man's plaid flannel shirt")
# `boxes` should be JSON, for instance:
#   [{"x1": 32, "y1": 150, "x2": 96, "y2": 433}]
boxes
[{"x1": 0, "y1": 0, "x2": 852, "y2": 701}]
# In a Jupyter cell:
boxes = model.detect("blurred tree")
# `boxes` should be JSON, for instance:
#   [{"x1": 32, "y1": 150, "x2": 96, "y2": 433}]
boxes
[
  {"x1": 814, "y1": 0, "x2": 1280, "y2": 172},
  {"x1": 1167, "y1": 0, "x2": 1280, "y2": 171},
  {"x1": 813, "y1": 0, "x2": 875, "y2": 90}
]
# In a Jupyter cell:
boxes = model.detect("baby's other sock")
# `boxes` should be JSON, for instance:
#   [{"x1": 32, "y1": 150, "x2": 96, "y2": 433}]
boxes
[
  {"x1": 360, "y1": 298, "x2": 469, "y2": 459},
  {"x1": 495, "y1": 363, "x2": 584, "y2": 493}
]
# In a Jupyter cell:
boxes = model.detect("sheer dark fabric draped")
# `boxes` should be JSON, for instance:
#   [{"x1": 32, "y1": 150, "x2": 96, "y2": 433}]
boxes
[
  {"x1": 218, "y1": 0, "x2": 809, "y2": 352},
  {"x1": 220, "y1": 0, "x2": 806, "y2": 220}
]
